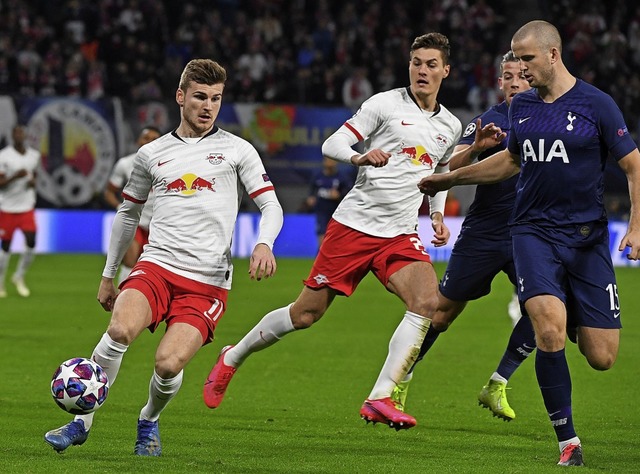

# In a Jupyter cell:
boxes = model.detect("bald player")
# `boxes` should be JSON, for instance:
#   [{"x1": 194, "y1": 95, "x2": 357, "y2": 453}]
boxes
[{"x1": 418, "y1": 20, "x2": 640, "y2": 467}]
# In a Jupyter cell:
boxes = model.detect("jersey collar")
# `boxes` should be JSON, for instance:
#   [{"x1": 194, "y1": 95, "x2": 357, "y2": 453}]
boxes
[
  {"x1": 171, "y1": 125, "x2": 219, "y2": 143},
  {"x1": 406, "y1": 86, "x2": 441, "y2": 116}
]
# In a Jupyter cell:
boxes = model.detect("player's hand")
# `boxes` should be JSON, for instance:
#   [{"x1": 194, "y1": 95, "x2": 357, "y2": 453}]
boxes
[
  {"x1": 472, "y1": 119, "x2": 507, "y2": 153},
  {"x1": 352, "y1": 149, "x2": 391, "y2": 167},
  {"x1": 418, "y1": 173, "x2": 454, "y2": 196},
  {"x1": 618, "y1": 229, "x2": 640, "y2": 260},
  {"x1": 431, "y1": 216, "x2": 450, "y2": 247},
  {"x1": 14, "y1": 169, "x2": 28, "y2": 178},
  {"x1": 249, "y1": 243, "x2": 277, "y2": 280},
  {"x1": 97, "y1": 277, "x2": 118, "y2": 312}
]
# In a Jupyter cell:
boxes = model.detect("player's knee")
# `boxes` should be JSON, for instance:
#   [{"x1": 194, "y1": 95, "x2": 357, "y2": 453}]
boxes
[
  {"x1": 408, "y1": 294, "x2": 439, "y2": 320},
  {"x1": 430, "y1": 305, "x2": 459, "y2": 332},
  {"x1": 584, "y1": 349, "x2": 617, "y2": 371},
  {"x1": 535, "y1": 328, "x2": 565, "y2": 351},
  {"x1": 430, "y1": 314, "x2": 450, "y2": 332},
  {"x1": 106, "y1": 321, "x2": 136, "y2": 346},
  {"x1": 290, "y1": 309, "x2": 324, "y2": 329},
  {"x1": 154, "y1": 354, "x2": 185, "y2": 379}
]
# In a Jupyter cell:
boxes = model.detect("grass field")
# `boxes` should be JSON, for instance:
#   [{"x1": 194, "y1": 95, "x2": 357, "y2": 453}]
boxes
[{"x1": 1, "y1": 254, "x2": 638, "y2": 473}]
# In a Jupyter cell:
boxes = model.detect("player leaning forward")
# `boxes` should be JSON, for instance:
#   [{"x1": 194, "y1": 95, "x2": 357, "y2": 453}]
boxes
[
  {"x1": 204, "y1": 33, "x2": 462, "y2": 429},
  {"x1": 44, "y1": 59, "x2": 283, "y2": 456},
  {"x1": 419, "y1": 21, "x2": 640, "y2": 467}
]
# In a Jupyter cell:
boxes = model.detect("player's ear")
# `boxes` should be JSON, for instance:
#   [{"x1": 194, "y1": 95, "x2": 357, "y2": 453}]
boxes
[
  {"x1": 176, "y1": 88, "x2": 184, "y2": 106},
  {"x1": 442, "y1": 64, "x2": 450, "y2": 79}
]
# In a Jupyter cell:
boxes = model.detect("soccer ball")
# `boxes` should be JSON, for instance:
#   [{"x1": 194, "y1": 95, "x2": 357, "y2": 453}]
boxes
[{"x1": 50, "y1": 358, "x2": 109, "y2": 414}]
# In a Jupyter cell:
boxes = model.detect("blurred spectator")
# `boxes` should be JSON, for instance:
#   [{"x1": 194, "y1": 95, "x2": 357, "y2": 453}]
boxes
[
  {"x1": 445, "y1": 191, "x2": 461, "y2": 217},
  {"x1": 467, "y1": 77, "x2": 499, "y2": 115},
  {"x1": 237, "y1": 39, "x2": 270, "y2": 83},
  {"x1": 0, "y1": 0, "x2": 634, "y2": 143},
  {"x1": 342, "y1": 66, "x2": 373, "y2": 112}
]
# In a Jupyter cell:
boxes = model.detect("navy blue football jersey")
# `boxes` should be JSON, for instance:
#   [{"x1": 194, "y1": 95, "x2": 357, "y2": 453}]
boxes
[
  {"x1": 310, "y1": 170, "x2": 352, "y2": 217},
  {"x1": 459, "y1": 101, "x2": 517, "y2": 240},
  {"x1": 507, "y1": 79, "x2": 637, "y2": 246}
]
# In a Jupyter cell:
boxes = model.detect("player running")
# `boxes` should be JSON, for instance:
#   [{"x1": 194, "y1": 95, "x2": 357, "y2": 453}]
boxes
[
  {"x1": 44, "y1": 59, "x2": 283, "y2": 456},
  {"x1": 391, "y1": 51, "x2": 535, "y2": 422},
  {"x1": 204, "y1": 32, "x2": 462, "y2": 430},
  {"x1": 419, "y1": 21, "x2": 640, "y2": 466}
]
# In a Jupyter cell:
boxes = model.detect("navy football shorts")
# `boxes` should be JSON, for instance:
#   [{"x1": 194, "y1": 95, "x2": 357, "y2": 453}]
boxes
[
  {"x1": 439, "y1": 233, "x2": 516, "y2": 301},
  {"x1": 512, "y1": 232, "x2": 622, "y2": 329}
]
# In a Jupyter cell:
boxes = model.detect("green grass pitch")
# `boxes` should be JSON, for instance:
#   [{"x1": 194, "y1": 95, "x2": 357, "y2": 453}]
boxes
[{"x1": 0, "y1": 254, "x2": 638, "y2": 473}]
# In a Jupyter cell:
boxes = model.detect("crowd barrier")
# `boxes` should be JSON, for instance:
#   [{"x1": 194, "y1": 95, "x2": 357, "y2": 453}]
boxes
[{"x1": 6, "y1": 210, "x2": 638, "y2": 267}]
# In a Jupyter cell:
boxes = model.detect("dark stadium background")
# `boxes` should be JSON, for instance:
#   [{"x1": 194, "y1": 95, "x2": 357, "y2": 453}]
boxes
[{"x1": 0, "y1": 0, "x2": 636, "y2": 216}]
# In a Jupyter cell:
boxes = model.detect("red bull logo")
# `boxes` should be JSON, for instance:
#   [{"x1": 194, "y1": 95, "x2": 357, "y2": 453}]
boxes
[
  {"x1": 400, "y1": 144, "x2": 433, "y2": 168},
  {"x1": 164, "y1": 173, "x2": 215, "y2": 195}
]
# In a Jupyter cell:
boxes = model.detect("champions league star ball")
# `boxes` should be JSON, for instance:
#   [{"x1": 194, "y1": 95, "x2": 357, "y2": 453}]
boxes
[{"x1": 50, "y1": 358, "x2": 109, "y2": 414}]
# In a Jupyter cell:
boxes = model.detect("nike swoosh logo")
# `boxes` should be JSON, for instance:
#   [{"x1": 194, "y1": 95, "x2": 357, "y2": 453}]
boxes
[
  {"x1": 548, "y1": 410, "x2": 561, "y2": 417},
  {"x1": 401, "y1": 120, "x2": 414, "y2": 126},
  {"x1": 518, "y1": 117, "x2": 531, "y2": 124},
  {"x1": 158, "y1": 159, "x2": 175, "y2": 167},
  {"x1": 614, "y1": 312, "x2": 620, "y2": 318},
  {"x1": 522, "y1": 344, "x2": 535, "y2": 350}
]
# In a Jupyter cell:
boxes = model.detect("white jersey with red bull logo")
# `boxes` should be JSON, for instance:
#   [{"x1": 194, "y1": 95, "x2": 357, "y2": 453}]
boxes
[
  {"x1": 121, "y1": 127, "x2": 275, "y2": 288},
  {"x1": 0, "y1": 146, "x2": 40, "y2": 213},
  {"x1": 331, "y1": 87, "x2": 462, "y2": 237},
  {"x1": 108, "y1": 152, "x2": 154, "y2": 229}
]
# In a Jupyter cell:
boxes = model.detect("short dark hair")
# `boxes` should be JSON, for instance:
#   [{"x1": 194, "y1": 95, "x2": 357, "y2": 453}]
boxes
[
  {"x1": 179, "y1": 59, "x2": 227, "y2": 91},
  {"x1": 410, "y1": 33, "x2": 451, "y2": 65},
  {"x1": 500, "y1": 50, "x2": 518, "y2": 75}
]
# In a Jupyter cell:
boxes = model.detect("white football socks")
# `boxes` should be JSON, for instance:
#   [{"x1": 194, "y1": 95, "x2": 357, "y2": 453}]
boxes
[
  {"x1": 140, "y1": 370, "x2": 184, "y2": 422},
  {"x1": 225, "y1": 304, "x2": 295, "y2": 367},
  {"x1": 75, "y1": 332, "x2": 128, "y2": 430},
  {"x1": 0, "y1": 250, "x2": 9, "y2": 284},
  {"x1": 14, "y1": 247, "x2": 35, "y2": 279},
  {"x1": 560, "y1": 436, "x2": 581, "y2": 452},
  {"x1": 490, "y1": 372, "x2": 508, "y2": 384},
  {"x1": 367, "y1": 311, "x2": 430, "y2": 400}
]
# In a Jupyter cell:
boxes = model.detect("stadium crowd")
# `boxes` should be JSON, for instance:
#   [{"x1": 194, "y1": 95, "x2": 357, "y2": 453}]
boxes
[{"x1": 1, "y1": 0, "x2": 639, "y2": 139}]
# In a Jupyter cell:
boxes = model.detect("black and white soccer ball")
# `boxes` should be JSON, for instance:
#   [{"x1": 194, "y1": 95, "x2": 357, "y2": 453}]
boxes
[{"x1": 50, "y1": 358, "x2": 109, "y2": 414}]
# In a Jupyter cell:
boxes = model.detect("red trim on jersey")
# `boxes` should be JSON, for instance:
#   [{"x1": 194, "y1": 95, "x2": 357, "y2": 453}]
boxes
[
  {"x1": 249, "y1": 186, "x2": 275, "y2": 199},
  {"x1": 122, "y1": 192, "x2": 146, "y2": 204},
  {"x1": 344, "y1": 122, "x2": 363, "y2": 141}
]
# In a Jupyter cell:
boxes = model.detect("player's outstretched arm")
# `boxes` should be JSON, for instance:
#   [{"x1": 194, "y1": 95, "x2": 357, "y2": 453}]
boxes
[
  {"x1": 418, "y1": 149, "x2": 519, "y2": 196},
  {"x1": 617, "y1": 150, "x2": 640, "y2": 260},
  {"x1": 97, "y1": 277, "x2": 118, "y2": 312}
]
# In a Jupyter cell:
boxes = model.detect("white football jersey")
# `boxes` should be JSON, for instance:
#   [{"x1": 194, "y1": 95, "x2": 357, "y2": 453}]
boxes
[
  {"x1": 122, "y1": 127, "x2": 275, "y2": 288},
  {"x1": 0, "y1": 145, "x2": 40, "y2": 213},
  {"x1": 332, "y1": 87, "x2": 462, "y2": 237},
  {"x1": 108, "y1": 152, "x2": 153, "y2": 229}
]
